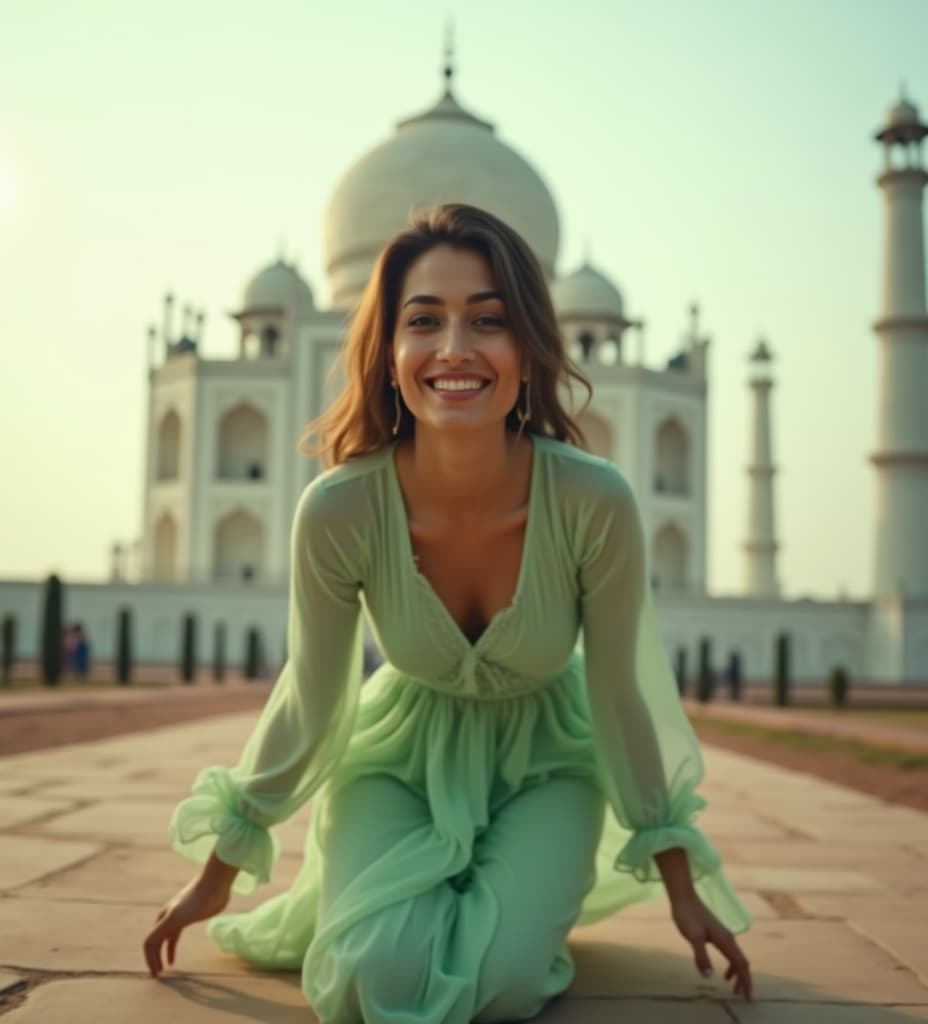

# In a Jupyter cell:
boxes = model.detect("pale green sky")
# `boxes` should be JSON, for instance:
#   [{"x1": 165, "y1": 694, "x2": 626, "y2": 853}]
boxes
[{"x1": 1, "y1": 0, "x2": 925, "y2": 598}]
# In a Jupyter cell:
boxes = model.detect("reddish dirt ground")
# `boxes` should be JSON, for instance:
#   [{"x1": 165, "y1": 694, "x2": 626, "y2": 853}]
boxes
[
  {"x1": 690, "y1": 719, "x2": 928, "y2": 813},
  {"x1": 0, "y1": 690, "x2": 268, "y2": 756}
]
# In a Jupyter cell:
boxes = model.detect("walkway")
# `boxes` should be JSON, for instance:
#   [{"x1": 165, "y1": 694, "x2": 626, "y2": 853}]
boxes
[{"x1": 0, "y1": 711, "x2": 926, "y2": 1021}]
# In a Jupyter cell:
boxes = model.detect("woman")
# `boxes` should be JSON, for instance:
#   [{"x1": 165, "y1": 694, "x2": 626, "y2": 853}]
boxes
[{"x1": 143, "y1": 203, "x2": 753, "y2": 1021}]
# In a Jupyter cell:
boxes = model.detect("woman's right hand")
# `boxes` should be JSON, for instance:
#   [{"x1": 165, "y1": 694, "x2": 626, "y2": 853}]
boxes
[{"x1": 143, "y1": 871, "x2": 232, "y2": 978}]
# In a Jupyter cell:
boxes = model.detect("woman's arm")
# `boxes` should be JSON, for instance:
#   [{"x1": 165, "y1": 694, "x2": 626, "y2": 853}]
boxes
[{"x1": 576, "y1": 461, "x2": 753, "y2": 998}]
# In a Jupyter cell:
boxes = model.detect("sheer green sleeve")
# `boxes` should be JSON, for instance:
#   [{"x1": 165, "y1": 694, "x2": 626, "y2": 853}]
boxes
[
  {"x1": 578, "y1": 463, "x2": 751, "y2": 933},
  {"x1": 169, "y1": 475, "x2": 366, "y2": 894}
]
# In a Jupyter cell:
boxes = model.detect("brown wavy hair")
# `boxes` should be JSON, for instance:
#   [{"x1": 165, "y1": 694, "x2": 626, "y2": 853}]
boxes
[{"x1": 298, "y1": 203, "x2": 592, "y2": 467}]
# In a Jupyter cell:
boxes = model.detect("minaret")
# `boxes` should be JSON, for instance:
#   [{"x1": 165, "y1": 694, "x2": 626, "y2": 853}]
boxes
[
  {"x1": 871, "y1": 93, "x2": 928, "y2": 599},
  {"x1": 743, "y1": 338, "x2": 780, "y2": 597}
]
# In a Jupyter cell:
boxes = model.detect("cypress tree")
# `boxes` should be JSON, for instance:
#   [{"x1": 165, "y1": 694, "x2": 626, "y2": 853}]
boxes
[
  {"x1": 40, "y1": 574, "x2": 64, "y2": 687},
  {"x1": 245, "y1": 628, "x2": 260, "y2": 680},
  {"x1": 213, "y1": 622, "x2": 226, "y2": 683},
  {"x1": 674, "y1": 647, "x2": 688, "y2": 697},
  {"x1": 697, "y1": 637, "x2": 713, "y2": 703},
  {"x1": 180, "y1": 614, "x2": 196, "y2": 684},
  {"x1": 1, "y1": 614, "x2": 15, "y2": 686},
  {"x1": 774, "y1": 632, "x2": 791, "y2": 707},
  {"x1": 116, "y1": 608, "x2": 132, "y2": 685}
]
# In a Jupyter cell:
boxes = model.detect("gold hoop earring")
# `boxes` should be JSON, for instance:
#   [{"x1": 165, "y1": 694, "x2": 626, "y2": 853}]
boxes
[
  {"x1": 516, "y1": 377, "x2": 531, "y2": 439},
  {"x1": 391, "y1": 380, "x2": 402, "y2": 436}
]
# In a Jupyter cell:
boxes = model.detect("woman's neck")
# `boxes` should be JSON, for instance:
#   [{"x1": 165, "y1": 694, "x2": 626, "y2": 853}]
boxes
[{"x1": 400, "y1": 427, "x2": 527, "y2": 520}]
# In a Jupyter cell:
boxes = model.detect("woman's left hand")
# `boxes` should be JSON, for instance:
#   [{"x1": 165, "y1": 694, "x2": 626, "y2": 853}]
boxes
[{"x1": 671, "y1": 894, "x2": 753, "y2": 1001}]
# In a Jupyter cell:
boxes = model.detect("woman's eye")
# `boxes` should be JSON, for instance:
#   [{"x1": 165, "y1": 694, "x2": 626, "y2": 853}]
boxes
[
  {"x1": 408, "y1": 314, "x2": 437, "y2": 327},
  {"x1": 475, "y1": 315, "x2": 505, "y2": 327}
]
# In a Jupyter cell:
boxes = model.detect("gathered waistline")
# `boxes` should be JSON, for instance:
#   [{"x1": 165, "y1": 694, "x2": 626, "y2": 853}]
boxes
[{"x1": 368, "y1": 651, "x2": 585, "y2": 703}]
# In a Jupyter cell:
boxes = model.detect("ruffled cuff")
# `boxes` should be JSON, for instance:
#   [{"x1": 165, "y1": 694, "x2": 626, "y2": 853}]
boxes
[
  {"x1": 169, "y1": 765, "x2": 281, "y2": 895},
  {"x1": 615, "y1": 823, "x2": 721, "y2": 882},
  {"x1": 613, "y1": 788, "x2": 720, "y2": 883}
]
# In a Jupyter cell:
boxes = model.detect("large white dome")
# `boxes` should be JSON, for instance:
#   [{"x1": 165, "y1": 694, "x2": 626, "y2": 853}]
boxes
[{"x1": 324, "y1": 86, "x2": 560, "y2": 309}]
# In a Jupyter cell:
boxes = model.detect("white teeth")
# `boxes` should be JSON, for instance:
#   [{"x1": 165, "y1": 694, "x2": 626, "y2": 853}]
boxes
[{"x1": 430, "y1": 378, "x2": 487, "y2": 392}]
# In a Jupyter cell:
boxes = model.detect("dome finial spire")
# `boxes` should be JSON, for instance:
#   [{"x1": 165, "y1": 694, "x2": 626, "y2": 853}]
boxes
[{"x1": 443, "y1": 18, "x2": 455, "y2": 95}]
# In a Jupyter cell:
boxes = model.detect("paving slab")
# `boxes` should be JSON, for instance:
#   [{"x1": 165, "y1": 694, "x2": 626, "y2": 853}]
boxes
[
  {"x1": 848, "y1": 920, "x2": 928, "y2": 987},
  {"x1": 717, "y1": 839, "x2": 924, "y2": 871},
  {"x1": 618, "y1": 890, "x2": 776, "y2": 921},
  {"x1": 0, "y1": 896, "x2": 247, "y2": 974},
  {"x1": 0, "y1": 968, "x2": 26, "y2": 994},
  {"x1": 1, "y1": 974, "x2": 315, "y2": 1023},
  {"x1": 13, "y1": 846, "x2": 303, "y2": 908},
  {"x1": 21, "y1": 777, "x2": 190, "y2": 801},
  {"x1": 794, "y1": 894, "x2": 928, "y2": 923},
  {"x1": 0, "y1": 835, "x2": 102, "y2": 890},
  {"x1": 0, "y1": 796, "x2": 79, "y2": 829},
  {"x1": 538, "y1": 997, "x2": 732, "y2": 1022},
  {"x1": 28, "y1": 799, "x2": 184, "y2": 846},
  {"x1": 725, "y1": 865, "x2": 884, "y2": 893},
  {"x1": 727, "y1": 1005, "x2": 928, "y2": 1023},
  {"x1": 570, "y1": 918, "x2": 928, "y2": 1004}
]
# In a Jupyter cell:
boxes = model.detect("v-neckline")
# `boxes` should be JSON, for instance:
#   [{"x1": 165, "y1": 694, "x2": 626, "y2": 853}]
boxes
[{"x1": 387, "y1": 434, "x2": 541, "y2": 651}]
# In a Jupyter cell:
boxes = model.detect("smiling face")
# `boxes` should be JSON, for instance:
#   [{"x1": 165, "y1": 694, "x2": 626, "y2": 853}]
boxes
[{"x1": 388, "y1": 244, "x2": 525, "y2": 437}]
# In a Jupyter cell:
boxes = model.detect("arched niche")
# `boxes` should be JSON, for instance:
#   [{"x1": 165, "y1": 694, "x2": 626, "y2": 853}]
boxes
[
  {"x1": 654, "y1": 416, "x2": 690, "y2": 496},
  {"x1": 213, "y1": 509, "x2": 264, "y2": 583},
  {"x1": 153, "y1": 512, "x2": 178, "y2": 580},
  {"x1": 156, "y1": 410, "x2": 181, "y2": 481},
  {"x1": 217, "y1": 403, "x2": 269, "y2": 481},
  {"x1": 653, "y1": 522, "x2": 688, "y2": 591},
  {"x1": 575, "y1": 408, "x2": 615, "y2": 462}
]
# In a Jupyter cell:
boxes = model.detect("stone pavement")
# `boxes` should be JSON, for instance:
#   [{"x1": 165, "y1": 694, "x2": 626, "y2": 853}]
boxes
[{"x1": 0, "y1": 713, "x2": 927, "y2": 1023}]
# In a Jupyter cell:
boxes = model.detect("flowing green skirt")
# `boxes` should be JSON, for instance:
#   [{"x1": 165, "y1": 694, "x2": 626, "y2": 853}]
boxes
[{"x1": 198, "y1": 654, "x2": 743, "y2": 1023}]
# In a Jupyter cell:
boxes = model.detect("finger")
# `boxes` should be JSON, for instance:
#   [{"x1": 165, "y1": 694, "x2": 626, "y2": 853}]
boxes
[
  {"x1": 143, "y1": 932, "x2": 162, "y2": 978},
  {"x1": 167, "y1": 932, "x2": 178, "y2": 966},
  {"x1": 691, "y1": 937, "x2": 713, "y2": 978}
]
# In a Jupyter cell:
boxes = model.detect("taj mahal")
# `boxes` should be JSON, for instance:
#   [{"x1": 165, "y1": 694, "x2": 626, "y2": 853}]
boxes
[{"x1": 2, "y1": 64, "x2": 926, "y2": 685}]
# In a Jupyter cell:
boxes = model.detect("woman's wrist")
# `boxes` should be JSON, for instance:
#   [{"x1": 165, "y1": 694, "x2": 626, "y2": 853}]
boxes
[
  {"x1": 199, "y1": 849, "x2": 239, "y2": 889},
  {"x1": 653, "y1": 847, "x2": 698, "y2": 906}
]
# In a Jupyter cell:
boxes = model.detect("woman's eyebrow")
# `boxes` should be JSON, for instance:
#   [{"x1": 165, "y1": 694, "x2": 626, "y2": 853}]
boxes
[{"x1": 402, "y1": 291, "x2": 504, "y2": 309}]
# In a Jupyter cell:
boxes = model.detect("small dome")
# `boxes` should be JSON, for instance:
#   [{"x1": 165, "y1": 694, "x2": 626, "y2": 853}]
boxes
[
  {"x1": 551, "y1": 263, "x2": 624, "y2": 322},
  {"x1": 242, "y1": 259, "x2": 314, "y2": 314},
  {"x1": 887, "y1": 98, "x2": 920, "y2": 128}
]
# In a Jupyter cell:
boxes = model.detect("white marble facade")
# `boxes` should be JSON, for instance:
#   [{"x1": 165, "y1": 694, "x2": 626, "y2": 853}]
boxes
[{"x1": 3, "y1": 79, "x2": 927, "y2": 685}]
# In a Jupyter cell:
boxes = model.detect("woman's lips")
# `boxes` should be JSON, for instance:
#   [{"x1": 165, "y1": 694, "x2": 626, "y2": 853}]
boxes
[{"x1": 425, "y1": 379, "x2": 492, "y2": 401}]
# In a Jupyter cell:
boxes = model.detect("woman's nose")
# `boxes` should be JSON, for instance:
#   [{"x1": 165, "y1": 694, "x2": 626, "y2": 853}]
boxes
[{"x1": 437, "y1": 320, "x2": 474, "y2": 361}]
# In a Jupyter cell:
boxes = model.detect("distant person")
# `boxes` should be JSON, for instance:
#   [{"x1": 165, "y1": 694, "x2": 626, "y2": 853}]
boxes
[
  {"x1": 145, "y1": 204, "x2": 753, "y2": 1016},
  {"x1": 72, "y1": 623, "x2": 91, "y2": 682},
  {"x1": 61, "y1": 624, "x2": 78, "y2": 680}
]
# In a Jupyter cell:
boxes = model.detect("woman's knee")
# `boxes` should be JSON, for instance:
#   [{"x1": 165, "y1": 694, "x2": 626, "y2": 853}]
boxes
[{"x1": 473, "y1": 951, "x2": 554, "y2": 1023}]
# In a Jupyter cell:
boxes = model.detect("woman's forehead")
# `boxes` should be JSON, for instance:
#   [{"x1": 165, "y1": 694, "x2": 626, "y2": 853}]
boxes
[{"x1": 401, "y1": 245, "x2": 498, "y2": 300}]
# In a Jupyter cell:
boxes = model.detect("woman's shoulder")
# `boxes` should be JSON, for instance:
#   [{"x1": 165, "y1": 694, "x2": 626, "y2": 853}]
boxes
[
  {"x1": 296, "y1": 446, "x2": 390, "y2": 527},
  {"x1": 535, "y1": 433, "x2": 635, "y2": 506}
]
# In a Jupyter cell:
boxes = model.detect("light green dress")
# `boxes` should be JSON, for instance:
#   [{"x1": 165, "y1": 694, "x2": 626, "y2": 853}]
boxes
[{"x1": 169, "y1": 433, "x2": 752, "y2": 1023}]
